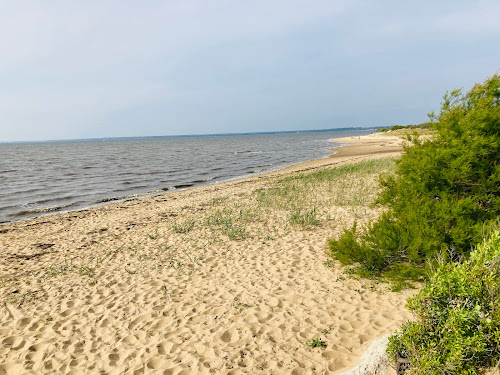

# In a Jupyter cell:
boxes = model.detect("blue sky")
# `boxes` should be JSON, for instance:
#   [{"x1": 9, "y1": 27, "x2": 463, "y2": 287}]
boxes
[{"x1": 1, "y1": 0, "x2": 499, "y2": 142}]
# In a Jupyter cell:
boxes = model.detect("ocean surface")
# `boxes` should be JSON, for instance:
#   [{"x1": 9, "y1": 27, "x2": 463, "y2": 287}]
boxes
[{"x1": 0, "y1": 129, "x2": 374, "y2": 224}]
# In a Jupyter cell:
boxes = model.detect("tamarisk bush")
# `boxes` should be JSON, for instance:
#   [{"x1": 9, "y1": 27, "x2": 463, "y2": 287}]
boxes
[{"x1": 329, "y1": 73, "x2": 500, "y2": 274}]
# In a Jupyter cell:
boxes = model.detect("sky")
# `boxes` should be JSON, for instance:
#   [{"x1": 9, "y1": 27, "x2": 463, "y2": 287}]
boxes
[{"x1": 0, "y1": 1, "x2": 499, "y2": 142}]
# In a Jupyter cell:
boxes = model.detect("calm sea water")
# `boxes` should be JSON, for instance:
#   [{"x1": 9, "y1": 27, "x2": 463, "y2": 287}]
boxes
[{"x1": 0, "y1": 129, "x2": 373, "y2": 224}]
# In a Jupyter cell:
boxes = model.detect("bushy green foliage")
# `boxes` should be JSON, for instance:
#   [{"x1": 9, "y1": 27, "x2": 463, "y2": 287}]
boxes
[
  {"x1": 329, "y1": 223, "x2": 386, "y2": 273},
  {"x1": 330, "y1": 74, "x2": 500, "y2": 273},
  {"x1": 387, "y1": 231, "x2": 500, "y2": 374}
]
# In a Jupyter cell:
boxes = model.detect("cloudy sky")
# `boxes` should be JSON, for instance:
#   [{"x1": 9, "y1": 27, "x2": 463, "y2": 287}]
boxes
[{"x1": 1, "y1": 1, "x2": 499, "y2": 142}]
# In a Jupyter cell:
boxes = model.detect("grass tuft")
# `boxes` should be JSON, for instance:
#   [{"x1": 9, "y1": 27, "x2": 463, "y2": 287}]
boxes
[
  {"x1": 307, "y1": 337, "x2": 327, "y2": 348},
  {"x1": 173, "y1": 219, "x2": 195, "y2": 233},
  {"x1": 289, "y1": 207, "x2": 319, "y2": 229}
]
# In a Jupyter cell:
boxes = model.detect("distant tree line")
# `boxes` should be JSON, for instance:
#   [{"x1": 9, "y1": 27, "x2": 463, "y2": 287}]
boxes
[{"x1": 376, "y1": 123, "x2": 432, "y2": 133}]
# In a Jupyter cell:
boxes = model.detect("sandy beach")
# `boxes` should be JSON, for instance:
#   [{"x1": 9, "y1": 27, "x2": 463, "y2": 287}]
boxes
[{"x1": 0, "y1": 133, "x2": 415, "y2": 374}]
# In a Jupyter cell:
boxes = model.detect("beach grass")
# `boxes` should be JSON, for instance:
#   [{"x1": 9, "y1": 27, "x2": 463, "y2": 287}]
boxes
[{"x1": 255, "y1": 158, "x2": 395, "y2": 211}]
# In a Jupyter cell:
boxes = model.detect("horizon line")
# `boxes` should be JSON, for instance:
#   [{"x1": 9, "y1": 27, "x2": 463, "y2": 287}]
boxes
[{"x1": 0, "y1": 125, "x2": 386, "y2": 145}]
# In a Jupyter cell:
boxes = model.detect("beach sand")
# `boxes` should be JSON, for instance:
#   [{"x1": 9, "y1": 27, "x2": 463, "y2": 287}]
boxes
[{"x1": 0, "y1": 133, "x2": 414, "y2": 374}]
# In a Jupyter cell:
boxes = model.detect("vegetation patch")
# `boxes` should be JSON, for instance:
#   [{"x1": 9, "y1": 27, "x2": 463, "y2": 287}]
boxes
[
  {"x1": 173, "y1": 218, "x2": 196, "y2": 233},
  {"x1": 330, "y1": 74, "x2": 500, "y2": 277},
  {"x1": 387, "y1": 231, "x2": 500, "y2": 374},
  {"x1": 289, "y1": 207, "x2": 319, "y2": 229},
  {"x1": 206, "y1": 209, "x2": 248, "y2": 240},
  {"x1": 255, "y1": 158, "x2": 395, "y2": 210},
  {"x1": 307, "y1": 337, "x2": 327, "y2": 349}
]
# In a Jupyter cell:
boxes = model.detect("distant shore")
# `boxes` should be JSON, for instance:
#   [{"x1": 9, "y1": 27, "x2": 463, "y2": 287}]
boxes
[
  {"x1": 261, "y1": 132, "x2": 403, "y2": 178},
  {"x1": 0, "y1": 133, "x2": 412, "y2": 374}
]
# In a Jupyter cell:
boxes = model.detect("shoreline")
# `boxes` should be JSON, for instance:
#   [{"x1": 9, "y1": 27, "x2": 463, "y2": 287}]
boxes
[
  {"x1": 0, "y1": 133, "x2": 411, "y2": 374},
  {"x1": 0, "y1": 133, "x2": 403, "y2": 228}
]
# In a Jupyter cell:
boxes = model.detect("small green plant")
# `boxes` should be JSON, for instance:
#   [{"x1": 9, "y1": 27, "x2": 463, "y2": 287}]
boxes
[
  {"x1": 147, "y1": 231, "x2": 158, "y2": 240},
  {"x1": 225, "y1": 223, "x2": 247, "y2": 240},
  {"x1": 289, "y1": 207, "x2": 319, "y2": 229},
  {"x1": 321, "y1": 325, "x2": 334, "y2": 335},
  {"x1": 78, "y1": 266, "x2": 95, "y2": 278},
  {"x1": 343, "y1": 268, "x2": 355, "y2": 275},
  {"x1": 307, "y1": 337, "x2": 327, "y2": 348},
  {"x1": 157, "y1": 244, "x2": 173, "y2": 253},
  {"x1": 105, "y1": 245, "x2": 124, "y2": 260},
  {"x1": 233, "y1": 297, "x2": 252, "y2": 311},
  {"x1": 173, "y1": 219, "x2": 195, "y2": 233},
  {"x1": 389, "y1": 280, "x2": 407, "y2": 292},
  {"x1": 323, "y1": 259, "x2": 333, "y2": 268},
  {"x1": 206, "y1": 209, "x2": 233, "y2": 227},
  {"x1": 43, "y1": 261, "x2": 73, "y2": 279},
  {"x1": 206, "y1": 209, "x2": 247, "y2": 240},
  {"x1": 238, "y1": 208, "x2": 261, "y2": 223},
  {"x1": 211, "y1": 196, "x2": 228, "y2": 206}
]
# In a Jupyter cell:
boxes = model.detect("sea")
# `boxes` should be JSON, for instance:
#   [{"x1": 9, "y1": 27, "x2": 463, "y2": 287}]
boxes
[{"x1": 0, "y1": 128, "x2": 374, "y2": 224}]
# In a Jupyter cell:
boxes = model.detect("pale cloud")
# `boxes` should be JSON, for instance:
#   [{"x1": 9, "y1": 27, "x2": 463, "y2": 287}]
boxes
[
  {"x1": 435, "y1": 0, "x2": 500, "y2": 34},
  {"x1": 0, "y1": 1, "x2": 499, "y2": 141},
  {"x1": 0, "y1": 0, "x2": 351, "y2": 70}
]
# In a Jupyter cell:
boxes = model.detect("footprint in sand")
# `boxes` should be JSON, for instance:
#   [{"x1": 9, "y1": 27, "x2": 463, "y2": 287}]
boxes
[{"x1": 220, "y1": 329, "x2": 238, "y2": 343}]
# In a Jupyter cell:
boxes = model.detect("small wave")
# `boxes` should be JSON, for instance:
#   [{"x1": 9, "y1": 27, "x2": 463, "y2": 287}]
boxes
[
  {"x1": 233, "y1": 150, "x2": 263, "y2": 155},
  {"x1": 173, "y1": 183, "x2": 194, "y2": 189},
  {"x1": 13, "y1": 202, "x2": 75, "y2": 216},
  {"x1": 0, "y1": 169, "x2": 16, "y2": 174},
  {"x1": 95, "y1": 195, "x2": 133, "y2": 203},
  {"x1": 190, "y1": 177, "x2": 216, "y2": 184},
  {"x1": 246, "y1": 169, "x2": 264, "y2": 174},
  {"x1": 95, "y1": 188, "x2": 168, "y2": 203},
  {"x1": 111, "y1": 185, "x2": 148, "y2": 192}
]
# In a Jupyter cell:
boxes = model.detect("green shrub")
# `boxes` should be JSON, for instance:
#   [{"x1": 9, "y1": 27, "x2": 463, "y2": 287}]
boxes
[
  {"x1": 330, "y1": 73, "x2": 500, "y2": 273},
  {"x1": 387, "y1": 231, "x2": 500, "y2": 374},
  {"x1": 328, "y1": 223, "x2": 386, "y2": 273}
]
